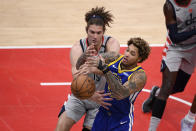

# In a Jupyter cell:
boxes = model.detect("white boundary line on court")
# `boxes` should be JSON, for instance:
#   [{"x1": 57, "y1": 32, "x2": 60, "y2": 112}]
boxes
[
  {"x1": 40, "y1": 82, "x2": 71, "y2": 86},
  {"x1": 0, "y1": 44, "x2": 164, "y2": 49},
  {"x1": 40, "y1": 82, "x2": 191, "y2": 106},
  {"x1": 2, "y1": 44, "x2": 191, "y2": 106},
  {"x1": 142, "y1": 89, "x2": 191, "y2": 106}
]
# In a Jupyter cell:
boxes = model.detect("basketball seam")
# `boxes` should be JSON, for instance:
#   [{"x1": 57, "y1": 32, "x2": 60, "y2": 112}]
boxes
[
  {"x1": 77, "y1": 82, "x2": 95, "y2": 94},
  {"x1": 77, "y1": 75, "x2": 89, "y2": 92}
]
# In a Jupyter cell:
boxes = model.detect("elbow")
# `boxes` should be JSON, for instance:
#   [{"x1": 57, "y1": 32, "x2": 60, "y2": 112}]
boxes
[{"x1": 169, "y1": 35, "x2": 181, "y2": 44}]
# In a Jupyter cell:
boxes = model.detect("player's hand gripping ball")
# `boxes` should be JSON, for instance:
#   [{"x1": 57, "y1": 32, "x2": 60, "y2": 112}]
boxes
[{"x1": 71, "y1": 75, "x2": 95, "y2": 100}]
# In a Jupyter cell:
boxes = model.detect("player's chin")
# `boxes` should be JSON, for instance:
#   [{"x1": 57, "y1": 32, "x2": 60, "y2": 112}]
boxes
[
  {"x1": 122, "y1": 59, "x2": 128, "y2": 64},
  {"x1": 121, "y1": 61, "x2": 128, "y2": 66},
  {"x1": 93, "y1": 42, "x2": 98, "y2": 46}
]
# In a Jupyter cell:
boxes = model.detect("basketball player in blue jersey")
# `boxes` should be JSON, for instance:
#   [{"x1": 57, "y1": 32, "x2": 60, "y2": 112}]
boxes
[
  {"x1": 141, "y1": 0, "x2": 196, "y2": 131},
  {"x1": 84, "y1": 37, "x2": 150, "y2": 131},
  {"x1": 55, "y1": 7, "x2": 120, "y2": 131}
]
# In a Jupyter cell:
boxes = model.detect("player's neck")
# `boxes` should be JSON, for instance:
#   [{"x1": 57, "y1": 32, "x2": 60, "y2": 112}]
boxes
[{"x1": 120, "y1": 63, "x2": 138, "y2": 70}]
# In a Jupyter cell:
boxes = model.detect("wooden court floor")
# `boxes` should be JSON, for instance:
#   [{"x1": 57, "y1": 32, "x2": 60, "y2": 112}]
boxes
[
  {"x1": 0, "y1": 0, "x2": 195, "y2": 131},
  {"x1": 0, "y1": 0, "x2": 165, "y2": 46}
]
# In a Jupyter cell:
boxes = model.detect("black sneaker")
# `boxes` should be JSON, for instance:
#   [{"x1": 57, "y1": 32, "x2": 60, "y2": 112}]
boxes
[{"x1": 142, "y1": 86, "x2": 159, "y2": 113}]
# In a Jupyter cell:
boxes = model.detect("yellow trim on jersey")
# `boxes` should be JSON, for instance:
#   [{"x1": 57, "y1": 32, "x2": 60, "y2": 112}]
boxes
[
  {"x1": 108, "y1": 55, "x2": 124, "y2": 66},
  {"x1": 127, "y1": 69, "x2": 144, "y2": 80},
  {"x1": 118, "y1": 62, "x2": 142, "y2": 73}
]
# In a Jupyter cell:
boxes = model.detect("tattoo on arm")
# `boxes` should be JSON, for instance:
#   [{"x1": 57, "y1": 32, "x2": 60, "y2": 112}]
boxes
[
  {"x1": 104, "y1": 71, "x2": 130, "y2": 100},
  {"x1": 101, "y1": 52, "x2": 121, "y2": 64},
  {"x1": 104, "y1": 70, "x2": 146, "y2": 100},
  {"x1": 128, "y1": 71, "x2": 146, "y2": 93},
  {"x1": 76, "y1": 53, "x2": 86, "y2": 70}
]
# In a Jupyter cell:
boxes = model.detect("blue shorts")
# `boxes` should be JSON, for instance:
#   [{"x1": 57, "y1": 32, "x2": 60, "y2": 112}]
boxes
[{"x1": 91, "y1": 109, "x2": 133, "y2": 131}]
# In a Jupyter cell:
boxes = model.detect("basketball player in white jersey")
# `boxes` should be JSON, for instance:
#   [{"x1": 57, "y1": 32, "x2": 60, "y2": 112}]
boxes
[
  {"x1": 55, "y1": 7, "x2": 120, "y2": 131},
  {"x1": 142, "y1": 0, "x2": 196, "y2": 130}
]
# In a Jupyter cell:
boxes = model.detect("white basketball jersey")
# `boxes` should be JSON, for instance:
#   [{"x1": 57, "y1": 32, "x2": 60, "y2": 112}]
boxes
[
  {"x1": 80, "y1": 35, "x2": 111, "y2": 90},
  {"x1": 165, "y1": 0, "x2": 196, "y2": 50}
]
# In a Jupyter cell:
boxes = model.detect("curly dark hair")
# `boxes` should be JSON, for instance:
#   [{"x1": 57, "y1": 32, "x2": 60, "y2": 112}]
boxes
[
  {"x1": 127, "y1": 37, "x2": 151, "y2": 63},
  {"x1": 85, "y1": 6, "x2": 114, "y2": 33}
]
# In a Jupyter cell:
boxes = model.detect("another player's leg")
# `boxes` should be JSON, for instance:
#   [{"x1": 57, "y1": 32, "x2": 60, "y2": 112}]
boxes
[
  {"x1": 55, "y1": 95, "x2": 86, "y2": 131},
  {"x1": 181, "y1": 94, "x2": 196, "y2": 131},
  {"x1": 55, "y1": 106, "x2": 76, "y2": 131},
  {"x1": 142, "y1": 60, "x2": 165, "y2": 113},
  {"x1": 148, "y1": 67, "x2": 177, "y2": 131},
  {"x1": 142, "y1": 60, "x2": 191, "y2": 114},
  {"x1": 142, "y1": 86, "x2": 159, "y2": 113},
  {"x1": 82, "y1": 102, "x2": 99, "y2": 131}
]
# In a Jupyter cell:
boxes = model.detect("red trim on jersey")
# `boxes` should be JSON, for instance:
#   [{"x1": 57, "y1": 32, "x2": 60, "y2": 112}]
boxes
[
  {"x1": 167, "y1": 37, "x2": 172, "y2": 45},
  {"x1": 174, "y1": 0, "x2": 192, "y2": 8},
  {"x1": 164, "y1": 43, "x2": 168, "y2": 50},
  {"x1": 162, "y1": 44, "x2": 167, "y2": 57},
  {"x1": 189, "y1": 8, "x2": 192, "y2": 13},
  {"x1": 162, "y1": 51, "x2": 166, "y2": 56}
]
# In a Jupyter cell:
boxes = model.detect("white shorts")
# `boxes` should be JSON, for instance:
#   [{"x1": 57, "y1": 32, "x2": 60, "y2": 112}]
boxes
[
  {"x1": 163, "y1": 46, "x2": 196, "y2": 74},
  {"x1": 63, "y1": 94, "x2": 99, "y2": 128}
]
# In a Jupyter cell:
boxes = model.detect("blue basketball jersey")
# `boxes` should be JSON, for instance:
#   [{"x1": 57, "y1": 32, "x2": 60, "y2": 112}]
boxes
[{"x1": 92, "y1": 55, "x2": 144, "y2": 131}]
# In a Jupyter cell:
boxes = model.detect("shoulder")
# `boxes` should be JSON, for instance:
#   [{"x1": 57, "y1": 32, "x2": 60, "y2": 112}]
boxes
[
  {"x1": 70, "y1": 41, "x2": 83, "y2": 55},
  {"x1": 107, "y1": 37, "x2": 120, "y2": 46},
  {"x1": 130, "y1": 70, "x2": 147, "y2": 83},
  {"x1": 164, "y1": 0, "x2": 174, "y2": 15},
  {"x1": 126, "y1": 69, "x2": 147, "y2": 93},
  {"x1": 105, "y1": 37, "x2": 120, "y2": 53}
]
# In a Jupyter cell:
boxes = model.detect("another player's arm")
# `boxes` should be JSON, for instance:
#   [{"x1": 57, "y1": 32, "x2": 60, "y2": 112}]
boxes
[
  {"x1": 75, "y1": 43, "x2": 96, "y2": 70},
  {"x1": 164, "y1": 1, "x2": 196, "y2": 44},
  {"x1": 102, "y1": 37, "x2": 120, "y2": 64},
  {"x1": 76, "y1": 52, "x2": 86, "y2": 70},
  {"x1": 75, "y1": 37, "x2": 119, "y2": 70},
  {"x1": 100, "y1": 52, "x2": 121, "y2": 64},
  {"x1": 70, "y1": 41, "x2": 83, "y2": 78},
  {"x1": 105, "y1": 37, "x2": 120, "y2": 53},
  {"x1": 85, "y1": 51, "x2": 120, "y2": 76},
  {"x1": 85, "y1": 37, "x2": 120, "y2": 75},
  {"x1": 104, "y1": 70, "x2": 146, "y2": 100}
]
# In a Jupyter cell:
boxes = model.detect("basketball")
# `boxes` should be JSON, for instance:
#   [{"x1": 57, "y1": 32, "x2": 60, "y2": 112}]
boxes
[{"x1": 71, "y1": 75, "x2": 95, "y2": 100}]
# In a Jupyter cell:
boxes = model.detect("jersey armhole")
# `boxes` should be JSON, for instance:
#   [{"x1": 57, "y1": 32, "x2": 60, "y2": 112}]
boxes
[
  {"x1": 102, "y1": 36, "x2": 111, "y2": 52},
  {"x1": 80, "y1": 39, "x2": 85, "y2": 53}
]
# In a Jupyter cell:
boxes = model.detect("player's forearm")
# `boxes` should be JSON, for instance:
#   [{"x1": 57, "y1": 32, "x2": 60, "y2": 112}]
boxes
[
  {"x1": 90, "y1": 67, "x2": 104, "y2": 75},
  {"x1": 104, "y1": 71, "x2": 130, "y2": 99},
  {"x1": 100, "y1": 52, "x2": 120, "y2": 64},
  {"x1": 167, "y1": 24, "x2": 196, "y2": 44},
  {"x1": 76, "y1": 53, "x2": 86, "y2": 70}
]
